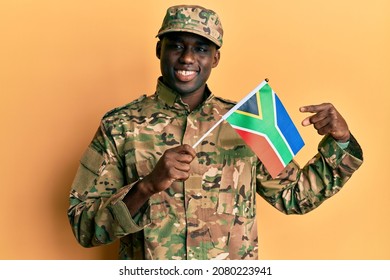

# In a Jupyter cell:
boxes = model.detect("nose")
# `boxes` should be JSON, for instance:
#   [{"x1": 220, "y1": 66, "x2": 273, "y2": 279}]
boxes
[{"x1": 179, "y1": 48, "x2": 195, "y2": 64}]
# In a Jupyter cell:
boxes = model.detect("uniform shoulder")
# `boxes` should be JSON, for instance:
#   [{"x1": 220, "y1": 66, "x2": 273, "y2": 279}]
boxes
[
  {"x1": 102, "y1": 95, "x2": 148, "y2": 119},
  {"x1": 214, "y1": 95, "x2": 237, "y2": 109}
]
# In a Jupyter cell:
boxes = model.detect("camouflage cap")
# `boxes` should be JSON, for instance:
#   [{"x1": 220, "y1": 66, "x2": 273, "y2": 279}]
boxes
[{"x1": 156, "y1": 5, "x2": 223, "y2": 48}]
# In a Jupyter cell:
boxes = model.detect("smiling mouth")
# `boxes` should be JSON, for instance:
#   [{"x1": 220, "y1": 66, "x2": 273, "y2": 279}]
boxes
[{"x1": 175, "y1": 70, "x2": 198, "y2": 81}]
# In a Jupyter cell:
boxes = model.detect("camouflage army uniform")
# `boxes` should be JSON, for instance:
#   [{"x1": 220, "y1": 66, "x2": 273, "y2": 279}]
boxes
[{"x1": 68, "y1": 78, "x2": 363, "y2": 260}]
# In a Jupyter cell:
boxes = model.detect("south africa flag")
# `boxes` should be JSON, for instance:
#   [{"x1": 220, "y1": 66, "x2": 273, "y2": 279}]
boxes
[{"x1": 223, "y1": 80, "x2": 305, "y2": 178}]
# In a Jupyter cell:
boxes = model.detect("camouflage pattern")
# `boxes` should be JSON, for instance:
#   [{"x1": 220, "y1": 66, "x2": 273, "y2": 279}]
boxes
[
  {"x1": 68, "y1": 79, "x2": 363, "y2": 260},
  {"x1": 156, "y1": 5, "x2": 224, "y2": 48}
]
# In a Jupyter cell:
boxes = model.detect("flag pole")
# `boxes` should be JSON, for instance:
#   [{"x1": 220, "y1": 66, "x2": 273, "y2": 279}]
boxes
[
  {"x1": 192, "y1": 117, "x2": 224, "y2": 148},
  {"x1": 192, "y1": 78, "x2": 270, "y2": 149}
]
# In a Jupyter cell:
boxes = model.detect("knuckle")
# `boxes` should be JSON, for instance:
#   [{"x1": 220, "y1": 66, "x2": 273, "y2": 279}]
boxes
[
  {"x1": 187, "y1": 154, "x2": 195, "y2": 162},
  {"x1": 329, "y1": 107, "x2": 337, "y2": 115},
  {"x1": 167, "y1": 168, "x2": 176, "y2": 178}
]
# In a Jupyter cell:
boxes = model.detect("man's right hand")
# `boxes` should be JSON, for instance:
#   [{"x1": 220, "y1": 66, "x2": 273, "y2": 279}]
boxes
[
  {"x1": 124, "y1": 144, "x2": 196, "y2": 216},
  {"x1": 142, "y1": 144, "x2": 196, "y2": 195}
]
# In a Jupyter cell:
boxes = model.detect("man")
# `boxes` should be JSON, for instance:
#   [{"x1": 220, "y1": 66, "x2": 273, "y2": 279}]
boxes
[{"x1": 68, "y1": 5, "x2": 363, "y2": 260}]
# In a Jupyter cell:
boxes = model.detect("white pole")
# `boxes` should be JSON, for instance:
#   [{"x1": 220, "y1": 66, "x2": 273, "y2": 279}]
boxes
[
  {"x1": 192, "y1": 79, "x2": 269, "y2": 149},
  {"x1": 192, "y1": 117, "x2": 225, "y2": 148}
]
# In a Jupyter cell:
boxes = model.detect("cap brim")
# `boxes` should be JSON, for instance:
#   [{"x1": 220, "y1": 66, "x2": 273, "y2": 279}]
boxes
[{"x1": 156, "y1": 29, "x2": 222, "y2": 48}]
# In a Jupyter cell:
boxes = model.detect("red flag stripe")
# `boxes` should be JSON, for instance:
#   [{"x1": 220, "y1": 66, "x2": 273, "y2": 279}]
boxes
[{"x1": 234, "y1": 128, "x2": 285, "y2": 178}]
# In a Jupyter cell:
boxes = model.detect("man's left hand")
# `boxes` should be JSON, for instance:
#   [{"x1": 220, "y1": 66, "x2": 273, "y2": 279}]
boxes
[{"x1": 300, "y1": 103, "x2": 350, "y2": 142}]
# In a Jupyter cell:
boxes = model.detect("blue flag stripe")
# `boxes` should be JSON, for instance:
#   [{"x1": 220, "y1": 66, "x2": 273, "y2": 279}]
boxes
[{"x1": 274, "y1": 93, "x2": 305, "y2": 155}]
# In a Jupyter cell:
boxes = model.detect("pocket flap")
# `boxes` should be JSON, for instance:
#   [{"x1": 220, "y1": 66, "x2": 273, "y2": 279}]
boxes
[{"x1": 80, "y1": 147, "x2": 105, "y2": 175}]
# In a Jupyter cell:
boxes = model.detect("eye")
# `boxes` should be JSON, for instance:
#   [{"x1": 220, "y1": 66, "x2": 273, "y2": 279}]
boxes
[
  {"x1": 196, "y1": 46, "x2": 208, "y2": 53},
  {"x1": 171, "y1": 43, "x2": 184, "y2": 50}
]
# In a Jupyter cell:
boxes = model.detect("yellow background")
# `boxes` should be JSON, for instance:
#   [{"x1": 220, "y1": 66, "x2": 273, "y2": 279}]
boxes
[{"x1": 1, "y1": 0, "x2": 389, "y2": 260}]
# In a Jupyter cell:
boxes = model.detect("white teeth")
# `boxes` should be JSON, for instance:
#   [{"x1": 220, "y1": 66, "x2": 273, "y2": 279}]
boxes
[{"x1": 177, "y1": 70, "x2": 195, "y2": 76}]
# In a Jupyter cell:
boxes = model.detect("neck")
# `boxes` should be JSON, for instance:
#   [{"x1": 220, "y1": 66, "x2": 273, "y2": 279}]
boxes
[{"x1": 181, "y1": 91, "x2": 206, "y2": 111}]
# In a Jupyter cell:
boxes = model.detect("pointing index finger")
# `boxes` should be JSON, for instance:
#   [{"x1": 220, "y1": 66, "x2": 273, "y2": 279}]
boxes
[
  {"x1": 300, "y1": 103, "x2": 330, "y2": 113},
  {"x1": 300, "y1": 104, "x2": 321, "y2": 126},
  {"x1": 300, "y1": 105, "x2": 317, "y2": 113}
]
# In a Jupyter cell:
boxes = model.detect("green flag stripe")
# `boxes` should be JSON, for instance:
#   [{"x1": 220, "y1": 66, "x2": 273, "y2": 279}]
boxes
[
  {"x1": 227, "y1": 113, "x2": 292, "y2": 164},
  {"x1": 259, "y1": 84, "x2": 275, "y2": 120},
  {"x1": 226, "y1": 85, "x2": 293, "y2": 164}
]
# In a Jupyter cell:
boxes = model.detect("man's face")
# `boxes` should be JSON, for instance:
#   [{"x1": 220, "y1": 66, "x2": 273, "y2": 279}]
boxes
[{"x1": 156, "y1": 32, "x2": 220, "y2": 97}]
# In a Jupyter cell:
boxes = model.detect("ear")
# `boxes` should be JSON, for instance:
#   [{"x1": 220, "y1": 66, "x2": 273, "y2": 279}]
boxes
[
  {"x1": 212, "y1": 49, "x2": 220, "y2": 68},
  {"x1": 156, "y1": 41, "x2": 162, "y2": 59}
]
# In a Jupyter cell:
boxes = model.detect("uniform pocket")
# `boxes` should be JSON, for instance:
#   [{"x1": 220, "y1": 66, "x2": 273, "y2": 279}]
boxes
[
  {"x1": 216, "y1": 153, "x2": 256, "y2": 218},
  {"x1": 71, "y1": 147, "x2": 105, "y2": 195},
  {"x1": 133, "y1": 157, "x2": 168, "y2": 221}
]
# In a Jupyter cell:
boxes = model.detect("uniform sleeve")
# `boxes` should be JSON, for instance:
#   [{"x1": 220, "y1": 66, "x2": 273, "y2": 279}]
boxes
[
  {"x1": 256, "y1": 133, "x2": 363, "y2": 214},
  {"x1": 67, "y1": 121, "x2": 151, "y2": 248}
]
